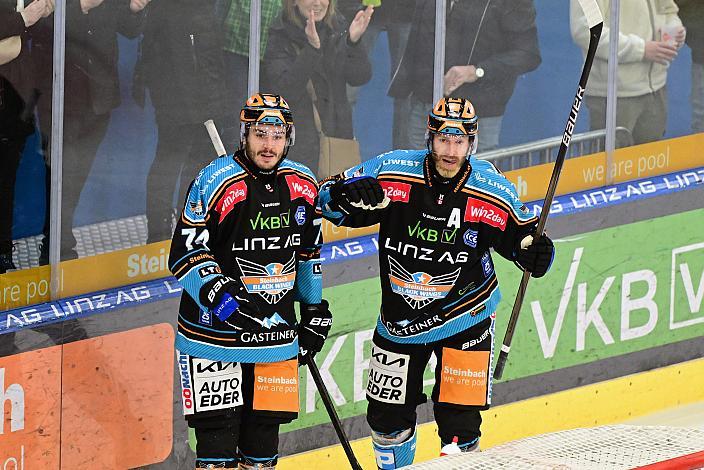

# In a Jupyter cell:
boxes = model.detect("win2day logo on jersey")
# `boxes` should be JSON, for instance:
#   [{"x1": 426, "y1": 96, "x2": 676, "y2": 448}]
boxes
[
  {"x1": 286, "y1": 174, "x2": 316, "y2": 205},
  {"x1": 216, "y1": 180, "x2": 248, "y2": 222},
  {"x1": 387, "y1": 256, "x2": 460, "y2": 309},
  {"x1": 380, "y1": 181, "x2": 411, "y2": 203},
  {"x1": 464, "y1": 198, "x2": 507, "y2": 230},
  {"x1": 236, "y1": 255, "x2": 296, "y2": 304}
]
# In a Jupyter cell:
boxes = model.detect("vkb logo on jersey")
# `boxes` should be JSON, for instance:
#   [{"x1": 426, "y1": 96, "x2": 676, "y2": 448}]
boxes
[
  {"x1": 463, "y1": 229, "x2": 478, "y2": 248},
  {"x1": 295, "y1": 206, "x2": 306, "y2": 225}
]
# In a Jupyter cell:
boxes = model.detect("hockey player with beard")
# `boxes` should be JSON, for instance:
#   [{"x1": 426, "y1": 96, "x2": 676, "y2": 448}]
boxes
[
  {"x1": 319, "y1": 97, "x2": 555, "y2": 469},
  {"x1": 169, "y1": 93, "x2": 332, "y2": 470}
]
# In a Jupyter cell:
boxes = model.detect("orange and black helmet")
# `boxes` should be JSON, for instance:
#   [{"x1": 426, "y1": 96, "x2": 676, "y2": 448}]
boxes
[
  {"x1": 427, "y1": 97, "x2": 478, "y2": 136},
  {"x1": 239, "y1": 92, "x2": 295, "y2": 148},
  {"x1": 240, "y1": 93, "x2": 294, "y2": 126}
]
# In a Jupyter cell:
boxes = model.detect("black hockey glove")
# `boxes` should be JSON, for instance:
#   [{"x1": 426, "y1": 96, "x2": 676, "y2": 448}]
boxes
[
  {"x1": 200, "y1": 276, "x2": 261, "y2": 328},
  {"x1": 515, "y1": 233, "x2": 555, "y2": 278},
  {"x1": 329, "y1": 176, "x2": 388, "y2": 214},
  {"x1": 298, "y1": 299, "x2": 333, "y2": 362}
]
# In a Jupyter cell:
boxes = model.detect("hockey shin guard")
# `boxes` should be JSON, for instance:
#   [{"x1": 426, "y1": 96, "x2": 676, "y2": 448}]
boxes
[{"x1": 371, "y1": 427, "x2": 417, "y2": 469}]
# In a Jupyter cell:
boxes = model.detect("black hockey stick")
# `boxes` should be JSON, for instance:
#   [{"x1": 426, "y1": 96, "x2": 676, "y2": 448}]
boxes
[
  {"x1": 493, "y1": 0, "x2": 603, "y2": 380},
  {"x1": 306, "y1": 355, "x2": 363, "y2": 470}
]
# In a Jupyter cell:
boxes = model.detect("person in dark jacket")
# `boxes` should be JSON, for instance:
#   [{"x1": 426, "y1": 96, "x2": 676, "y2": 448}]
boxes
[
  {"x1": 134, "y1": 0, "x2": 233, "y2": 243},
  {"x1": 262, "y1": 0, "x2": 373, "y2": 174},
  {"x1": 1, "y1": 0, "x2": 92, "y2": 360},
  {"x1": 677, "y1": 0, "x2": 704, "y2": 133},
  {"x1": 0, "y1": 0, "x2": 52, "y2": 271},
  {"x1": 32, "y1": 0, "x2": 144, "y2": 262},
  {"x1": 389, "y1": 0, "x2": 541, "y2": 153},
  {"x1": 337, "y1": 0, "x2": 415, "y2": 148}
]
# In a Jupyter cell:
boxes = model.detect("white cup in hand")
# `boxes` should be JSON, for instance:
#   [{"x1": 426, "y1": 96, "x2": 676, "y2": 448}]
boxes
[{"x1": 661, "y1": 24, "x2": 680, "y2": 47}]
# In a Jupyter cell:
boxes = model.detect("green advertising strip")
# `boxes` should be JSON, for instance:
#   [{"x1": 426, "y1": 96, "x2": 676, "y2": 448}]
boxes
[{"x1": 283, "y1": 207, "x2": 704, "y2": 432}]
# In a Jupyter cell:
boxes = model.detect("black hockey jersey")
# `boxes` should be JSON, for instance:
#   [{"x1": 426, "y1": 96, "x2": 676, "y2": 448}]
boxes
[
  {"x1": 169, "y1": 150, "x2": 322, "y2": 363},
  {"x1": 319, "y1": 150, "x2": 537, "y2": 344}
]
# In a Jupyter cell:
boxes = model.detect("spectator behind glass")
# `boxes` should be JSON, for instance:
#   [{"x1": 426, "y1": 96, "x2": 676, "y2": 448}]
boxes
[
  {"x1": 262, "y1": 0, "x2": 373, "y2": 172},
  {"x1": 221, "y1": 0, "x2": 282, "y2": 114},
  {"x1": 337, "y1": 0, "x2": 414, "y2": 148},
  {"x1": 133, "y1": 0, "x2": 233, "y2": 243},
  {"x1": 0, "y1": 0, "x2": 52, "y2": 273},
  {"x1": 676, "y1": 0, "x2": 703, "y2": 133},
  {"x1": 571, "y1": 0, "x2": 685, "y2": 147},
  {"x1": 389, "y1": 0, "x2": 541, "y2": 153},
  {"x1": 32, "y1": 0, "x2": 144, "y2": 263}
]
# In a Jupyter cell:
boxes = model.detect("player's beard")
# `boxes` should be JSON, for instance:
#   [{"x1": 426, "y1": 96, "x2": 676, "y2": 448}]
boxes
[
  {"x1": 245, "y1": 143, "x2": 284, "y2": 172},
  {"x1": 432, "y1": 151, "x2": 466, "y2": 179}
]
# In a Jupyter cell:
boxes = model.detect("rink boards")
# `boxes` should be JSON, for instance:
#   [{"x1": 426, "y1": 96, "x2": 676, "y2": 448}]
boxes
[
  {"x1": 278, "y1": 358, "x2": 704, "y2": 469},
  {"x1": 2, "y1": 134, "x2": 704, "y2": 310},
  {"x1": 2, "y1": 142, "x2": 704, "y2": 467}
]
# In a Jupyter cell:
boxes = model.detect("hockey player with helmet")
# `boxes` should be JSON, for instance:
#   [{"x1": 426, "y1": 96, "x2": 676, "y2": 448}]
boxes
[
  {"x1": 169, "y1": 93, "x2": 332, "y2": 470},
  {"x1": 319, "y1": 97, "x2": 555, "y2": 469}
]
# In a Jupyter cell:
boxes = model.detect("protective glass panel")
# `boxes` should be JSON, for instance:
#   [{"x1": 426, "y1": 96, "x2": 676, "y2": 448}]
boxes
[
  {"x1": 607, "y1": 0, "x2": 703, "y2": 189},
  {"x1": 259, "y1": 0, "x2": 421, "y2": 179},
  {"x1": 0, "y1": 0, "x2": 53, "y2": 308},
  {"x1": 481, "y1": 0, "x2": 595, "y2": 171},
  {"x1": 39, "y1": 0, "x2": 245, "y2": 305}
]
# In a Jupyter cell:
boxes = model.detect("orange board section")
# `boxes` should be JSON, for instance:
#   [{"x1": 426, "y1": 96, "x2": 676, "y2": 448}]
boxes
[
  {"x1": 0, "y1": 324, "x2": 174, "y2": 468},
  {"x1": 0, "y1": 345, "x2": 62, "y2": 467}
]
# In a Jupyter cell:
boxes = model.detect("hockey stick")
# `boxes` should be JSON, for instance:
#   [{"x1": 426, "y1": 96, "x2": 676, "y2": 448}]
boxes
[
  {"x1": 493, "y1": 0, "x2": 603, "y2": 380},
  {"x1": 306, "y1": 355, "x2": 363, "y2": 470},
  {"x1": 204, "y1": 119, "x2": 227, "y2": 157}
]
